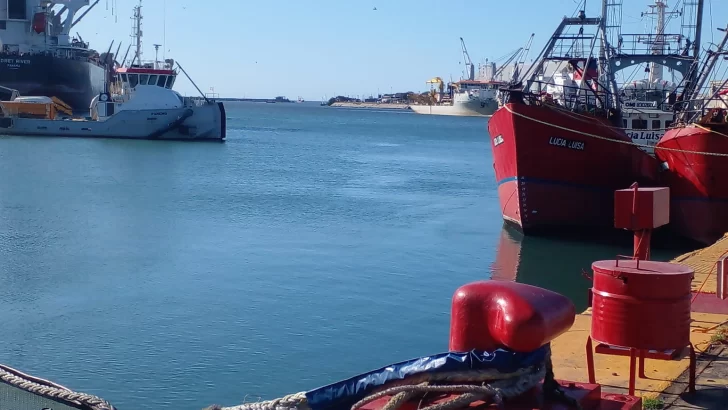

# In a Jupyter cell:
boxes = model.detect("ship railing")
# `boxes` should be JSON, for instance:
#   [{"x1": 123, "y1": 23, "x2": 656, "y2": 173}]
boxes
[
  {"x1": 612, "y1": 33, "x2": 686, "y2": 57},
  {"x1": 542, "y1": 30, "x2": 601, "y2": 62},
  {"x1": 134, "y1": 59, "x2": 175, "y2": 71},
  {"x1": 504, "y1": 80, "x2": 616, "y2": 117},
  {"x1": 182, "y1": 96, "x2": 212, "y2": 107},
  {"x1": 674, "y1": 96, "x2": 728, "y2": 124}
]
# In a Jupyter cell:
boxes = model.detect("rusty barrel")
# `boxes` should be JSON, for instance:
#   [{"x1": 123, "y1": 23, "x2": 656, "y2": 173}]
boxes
[{"x1": 590, "y1": 259, "x2": 693, "y2": 350}]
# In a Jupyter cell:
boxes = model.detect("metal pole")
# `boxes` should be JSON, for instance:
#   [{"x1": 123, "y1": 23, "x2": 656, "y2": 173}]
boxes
[
  {"x1": 690, "y1": 25, "x2": 728, "y2": 102},
  {"x1": 176, "y1": 62, "x2": 211, "y2": 104},
  {"x1": 71, "y1": 0, "x2": 100, "y2": 28},
  {"x1": 121, "y1": 44, "x2": 131, "y2": 67}
]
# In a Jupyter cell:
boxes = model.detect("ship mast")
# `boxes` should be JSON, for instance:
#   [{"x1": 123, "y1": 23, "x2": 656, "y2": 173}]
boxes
[
  {"x1": 640, "y1": 1, "x2": 680, "y2": 83},
  {"x1": 131, "y1": 0, "x2": 143, "y2": 65}
]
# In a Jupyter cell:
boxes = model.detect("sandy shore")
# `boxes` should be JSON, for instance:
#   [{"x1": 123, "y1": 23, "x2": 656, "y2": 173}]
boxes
[{"x1": 329, "y1": 102, "x2": 411, "y2": 110}]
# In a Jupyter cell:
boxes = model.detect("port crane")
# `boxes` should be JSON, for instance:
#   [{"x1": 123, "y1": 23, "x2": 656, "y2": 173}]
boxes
[
  {"x1": 497, "y1": 33, "x2": 536, "y2": 83},
  {"x1": 460, "y1": 37, "x2": 475, "y2": 81}
]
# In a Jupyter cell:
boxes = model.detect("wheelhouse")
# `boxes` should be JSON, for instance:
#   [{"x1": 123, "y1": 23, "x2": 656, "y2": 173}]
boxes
[{"x1": 115, "y1": 67, "x2": 177, "y2": 90}]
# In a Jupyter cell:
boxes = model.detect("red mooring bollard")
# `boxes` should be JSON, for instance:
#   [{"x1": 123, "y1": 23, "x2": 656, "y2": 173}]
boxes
[{"x1": 449, "y1": 281, "x2": 576, "y2": 352}]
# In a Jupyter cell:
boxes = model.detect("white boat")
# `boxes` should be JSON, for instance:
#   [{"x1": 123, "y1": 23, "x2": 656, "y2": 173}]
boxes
[
  {"x1": 0, "y1": 68, "x2": 226, "y2": 141},
  {"x1": 410, "y1": 80, "x2": 501, "y2": 117}
]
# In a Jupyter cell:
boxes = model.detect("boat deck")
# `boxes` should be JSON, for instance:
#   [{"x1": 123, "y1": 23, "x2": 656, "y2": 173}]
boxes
[{"x1": 551, "y1": 234, "x2": 728, "y2": 404}]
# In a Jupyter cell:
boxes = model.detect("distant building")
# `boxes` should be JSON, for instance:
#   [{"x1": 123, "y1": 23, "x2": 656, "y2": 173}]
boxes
[{"x1": 379, "y1": 93, "x2": 408, "y2": 104}]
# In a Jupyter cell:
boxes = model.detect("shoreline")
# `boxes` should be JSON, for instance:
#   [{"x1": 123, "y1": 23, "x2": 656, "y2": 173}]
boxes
[{"x1": 328, "y1": 102, "x2": 411, "y2": 110}]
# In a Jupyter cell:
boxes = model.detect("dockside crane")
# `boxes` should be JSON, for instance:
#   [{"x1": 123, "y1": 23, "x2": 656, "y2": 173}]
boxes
[
  {"x1": 460, "y1": 37, "x2": 474, "y2": 81},
  {"x1": 509, "y1": 33, "x2": 536, "y2": 83}
]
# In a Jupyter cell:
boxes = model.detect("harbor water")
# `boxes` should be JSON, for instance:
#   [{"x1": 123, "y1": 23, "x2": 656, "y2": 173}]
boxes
[{"x1": 0, "y1": 102, "x2": 683, "y2": 409}]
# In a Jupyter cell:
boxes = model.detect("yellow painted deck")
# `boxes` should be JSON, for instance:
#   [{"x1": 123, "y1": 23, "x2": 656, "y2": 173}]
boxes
[{"x1": 551, "y1": 233, "x2": 728, "y2": 399}]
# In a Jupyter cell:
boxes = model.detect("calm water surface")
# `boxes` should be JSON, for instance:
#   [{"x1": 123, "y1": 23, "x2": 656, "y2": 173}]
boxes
[{"x1": 0, "y1": 103, "x2": 684, "y2": 409}]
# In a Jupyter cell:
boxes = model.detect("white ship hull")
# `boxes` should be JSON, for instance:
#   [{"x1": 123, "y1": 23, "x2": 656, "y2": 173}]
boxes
[
  {"x1": 0, "y1": 102, "x2": 226, "y2": 141},
  {"x1": 410, "y1": 99, "x2": 498, "y2": 117}
]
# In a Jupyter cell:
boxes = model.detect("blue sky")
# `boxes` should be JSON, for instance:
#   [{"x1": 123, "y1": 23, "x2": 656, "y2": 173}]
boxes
[{"x1": 74, "y1": 0, "x2": 727, "y2": 100}]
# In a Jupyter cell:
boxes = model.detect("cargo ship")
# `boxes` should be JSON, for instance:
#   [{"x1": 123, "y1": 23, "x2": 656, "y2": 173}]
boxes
[
  {"x1": 409, "y1": 79, "x2": 502, "y2": 117},
  {"x1": 0, "y1": 0, "x2": 109, "y2": 113},
  {"x1": 655, "y1": 27, "x2": 728, "y2": 245},
  {"x1": 411, "y1": 37, "x2": 532, "y2": 118},
  {"x1": 487, "y1": 0, "x2": 702, "y2": 234}
]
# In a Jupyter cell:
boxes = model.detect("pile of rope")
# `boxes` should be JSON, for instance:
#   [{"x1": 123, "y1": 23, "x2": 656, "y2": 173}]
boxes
[
  {"x1": 205, "y1": 345, "x2": 581, "y2": 410},
  {"x1": 0, "y1": 364, "x2": 117, "y2": 410}
]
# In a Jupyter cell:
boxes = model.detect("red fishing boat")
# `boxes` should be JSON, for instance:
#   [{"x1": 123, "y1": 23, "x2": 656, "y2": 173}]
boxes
[
  {"x1": 655, "y1": 26, "x2": 728, "y2": 245},
  {"x1": 488, "y1": 10, "x2": 663, "y2": 234},
  {"x1": 657, "y1": 117, "x2": 728, "y2": 245}
]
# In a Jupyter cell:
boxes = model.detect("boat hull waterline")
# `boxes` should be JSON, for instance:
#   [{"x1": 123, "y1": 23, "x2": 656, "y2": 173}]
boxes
[
  {"x1": 410, "y1": 98, "x2": 497, "y2": 117},
  {"x1": 0, "y1": 102, "x2": 226, "y2": 141},
  {"x1": 488, "y1": 102, "x2": 660, "y2": 233}
]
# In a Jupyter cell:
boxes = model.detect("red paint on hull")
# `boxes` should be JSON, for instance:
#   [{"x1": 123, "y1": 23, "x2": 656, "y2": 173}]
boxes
[
  {"x1": 656, "y1": 123, "x2": 728, "y2": 245},
  {"x1": 488, "y1": 103, "x2": 660, "y2": 232}
]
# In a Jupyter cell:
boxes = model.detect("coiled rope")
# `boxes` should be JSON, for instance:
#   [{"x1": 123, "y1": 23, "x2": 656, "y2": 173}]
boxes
[
  {"x1": 503, "y1": 104, "x2": 728, "y2": 157},
  {"x1": 205, "y1": 346, "x2": 581, "y2": 410},
  {"x1": 0, "y1": 364, "x2": 117, "y2": 410}
]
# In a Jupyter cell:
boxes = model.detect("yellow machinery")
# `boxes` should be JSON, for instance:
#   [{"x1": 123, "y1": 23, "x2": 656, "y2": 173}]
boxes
[
  {"x1": 426, "y1": 77, "x2": 446, "y2": 94},
  {"x1": 0, "y1": 96, "x2": 74, "y2": 119}
]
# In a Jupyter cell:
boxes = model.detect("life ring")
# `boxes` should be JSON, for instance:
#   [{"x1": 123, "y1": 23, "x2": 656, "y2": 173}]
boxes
[{"x1": 100, "y1": 94, "x2": 109, "y2": 102}]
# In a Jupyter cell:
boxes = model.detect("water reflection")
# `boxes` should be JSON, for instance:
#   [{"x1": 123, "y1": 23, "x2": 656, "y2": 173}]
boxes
[{"x1": 490, "y1": 225, "x2": 690, "y2": 312}]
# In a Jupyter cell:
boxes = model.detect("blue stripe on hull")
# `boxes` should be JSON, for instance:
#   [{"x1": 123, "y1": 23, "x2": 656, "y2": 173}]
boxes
[{"x1": 496, "y1": 176, "x2": 614, "y2": 193}]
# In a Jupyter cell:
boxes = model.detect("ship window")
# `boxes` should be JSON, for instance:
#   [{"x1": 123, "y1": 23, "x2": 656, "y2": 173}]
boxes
[
  {"x1": 157, "y1": 76, "x2": 166, "y2": 87},
  {"x1": 622, "y1": 119, "x2": 628, "y2": 128},
  {"x1": 148, "y1": 75, "x2": 158, "y2": 86},
  {"x1": 8, "y1": 0, "x2": 26, "y2": 19},
  {"x1": 165, "y1": 76, "x2": 175, "y2": 88},
  {"x1": 651, "y1": 120, "x2": 661, "y2": 130},
  {"x1": 632, "y1": 119, "x2": 647, "y2": 130},
  {"x1": 128, "y1": 74, "x2": 139, "y2": 88},
  {"x1": 0, "y1": 21, "x2": 6, "y2": 30},
  {"x1": 665, "y1": 120, "x2": 673, "y2": 129},
  {"x1": 139, "y1": 74, "x2": 149, "y2": 85},
  {"x1": 121, "y1": 74, "x2": 128, "y2": 82}
]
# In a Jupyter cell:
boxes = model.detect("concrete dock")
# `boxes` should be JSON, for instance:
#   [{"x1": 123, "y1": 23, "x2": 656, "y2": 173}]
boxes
[
  {"x1": 328, "y1": 102, "x2": 411, "y2": 110},
  {"x1": 550, "y1": 234, "x2": 728, "y2": 407}
]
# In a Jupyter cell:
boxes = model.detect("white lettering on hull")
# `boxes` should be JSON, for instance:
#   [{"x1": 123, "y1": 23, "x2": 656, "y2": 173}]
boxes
[
  {"x1": 548, "y1": 136, "x2": 585, "y2": 151},
  {"x1": 627, "y1": 131, "x2": 664, "y2": 142},
  {"x1": 0, "y1": 59, "x2": 31, "y2": 65}
]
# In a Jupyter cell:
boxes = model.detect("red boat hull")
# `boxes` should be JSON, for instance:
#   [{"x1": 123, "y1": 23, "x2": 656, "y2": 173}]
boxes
[
  {"x1": 656, "y1": 123, "x2": 728, "y2": 245},
  {"x1": 488, "y1": 102, "x2": 659, "y2": 232}
]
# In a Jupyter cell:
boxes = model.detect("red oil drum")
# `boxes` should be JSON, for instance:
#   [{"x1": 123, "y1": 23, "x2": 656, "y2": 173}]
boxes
[{"x1": 591, "y1": 259, "x2": 693, "y2": 350}]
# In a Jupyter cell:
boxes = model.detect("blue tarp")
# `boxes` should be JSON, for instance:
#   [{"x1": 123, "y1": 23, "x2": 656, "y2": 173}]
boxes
[{"x1": 305, "y1": 344, "x2": 549, "y2": 410}]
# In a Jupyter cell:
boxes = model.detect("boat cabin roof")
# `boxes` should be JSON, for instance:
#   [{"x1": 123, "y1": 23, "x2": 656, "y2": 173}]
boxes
[{"x1": 116, "y1": 67, "x2": 176, "y2": 76}]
